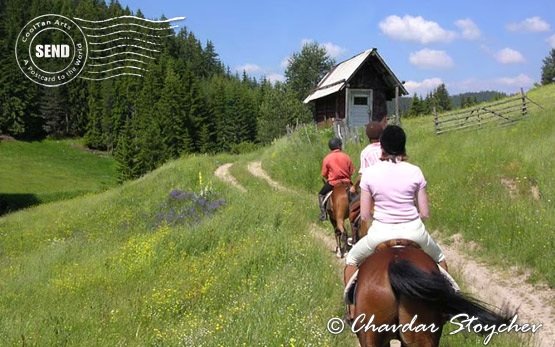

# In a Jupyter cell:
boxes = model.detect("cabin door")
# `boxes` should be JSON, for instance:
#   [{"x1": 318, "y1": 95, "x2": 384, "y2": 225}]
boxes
[{"x1": 348, "y1": 89, "x2": 372, "y2": 127}]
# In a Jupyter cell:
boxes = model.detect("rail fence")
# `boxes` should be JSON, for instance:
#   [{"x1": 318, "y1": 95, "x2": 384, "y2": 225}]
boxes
[{"x1": 434, "y1": 90, "x2": 543, "y2": 135}]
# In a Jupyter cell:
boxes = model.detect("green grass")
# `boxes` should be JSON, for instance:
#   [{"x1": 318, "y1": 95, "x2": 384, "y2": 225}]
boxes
[
  {"x1": 0, "y1": 153, "x2": 352, "y2": 346},
  {"x1": 0, "y1": 139, "x2": 118, "y2": 214},
  {"x1": 2, "y1": 86, "x2": 554, "y2": 346}
]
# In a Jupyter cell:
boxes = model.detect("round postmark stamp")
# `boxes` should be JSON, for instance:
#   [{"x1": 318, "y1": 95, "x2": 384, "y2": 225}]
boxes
[{"x1": 15, "y1": 14, "x2": 88, "y2": 87}]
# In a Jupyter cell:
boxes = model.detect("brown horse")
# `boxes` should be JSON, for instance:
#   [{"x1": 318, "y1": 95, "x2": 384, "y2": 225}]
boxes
[
  {"x1": 326, "y1": 182, "x2": 351, "y2": 258},
  {"x1": 353, "y1": 244, "x2": 512, "y2": 346},
  {"x1": 348, "y1": 193, "x2": 373, "y2": 244}
]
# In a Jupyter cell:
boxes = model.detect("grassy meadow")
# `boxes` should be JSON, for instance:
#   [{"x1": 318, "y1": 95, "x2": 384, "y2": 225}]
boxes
[
  {"x1": 0, "y1": 152, "x2": 353, "y2": 346},
  {"x1": 1, "y1": 86, "x2": 554, "y2": 346},
  {"x1": 0, "y1": 139, "x2": 118, "y2": 214},
  {"x1": 263, "y1": 84, "x2": 555, "y2": 287}
]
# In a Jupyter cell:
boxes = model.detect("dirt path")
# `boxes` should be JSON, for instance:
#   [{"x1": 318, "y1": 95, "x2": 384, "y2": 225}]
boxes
[
  {"x1": 441, "y1": 235, "x2": 554, "y2": 347},
  {"x1": 216, "y1": 161, "x2": 554, "y2": 347},
  {"x1": 247, "y1": 161, "x2": 293, "y2": 192},
  {"x1": 214, "y1": 163, "x2": 246, "y2": 192}
]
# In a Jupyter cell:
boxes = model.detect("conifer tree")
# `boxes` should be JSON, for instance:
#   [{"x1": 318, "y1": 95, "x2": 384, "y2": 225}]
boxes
[{"x1": 541, "y1": 48, "x2": 555, "y2": 85}]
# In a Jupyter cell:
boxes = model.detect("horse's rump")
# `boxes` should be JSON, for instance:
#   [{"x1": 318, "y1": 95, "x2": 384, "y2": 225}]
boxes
[{"x1": 354, "y1": 247, "x2": 512, "y2": 346}]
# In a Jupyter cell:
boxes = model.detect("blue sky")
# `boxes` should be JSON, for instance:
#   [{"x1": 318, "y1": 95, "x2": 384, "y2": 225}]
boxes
[{"x1": 122, "y1": 0, "x2": 555, "y2": 96}]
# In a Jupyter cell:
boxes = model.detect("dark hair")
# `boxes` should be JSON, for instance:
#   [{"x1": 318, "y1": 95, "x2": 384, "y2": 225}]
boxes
[
  {"x1": 328, "y1": 137, "x2": 342, "y2": 150},
  {"x1": 365, "y1": 122, "x2": 384, "y2": 142},
  {"x1": 380, "y1": 125, "x2": 407, "y2": 162}
]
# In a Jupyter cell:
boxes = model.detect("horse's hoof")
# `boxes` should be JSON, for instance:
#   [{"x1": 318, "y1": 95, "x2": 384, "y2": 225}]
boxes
[{"x1": 336, "y1": 250, "x2": 343, "y2": 258}]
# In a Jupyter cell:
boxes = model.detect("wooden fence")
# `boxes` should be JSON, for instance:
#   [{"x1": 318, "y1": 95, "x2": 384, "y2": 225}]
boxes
[{"x1": 434, "y1": 90, "x2": 543, "y2": 135}]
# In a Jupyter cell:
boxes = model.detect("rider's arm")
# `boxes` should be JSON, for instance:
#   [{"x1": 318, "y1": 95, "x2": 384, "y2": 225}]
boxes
[
  {"x1": 416, "y1": 188, "x2": 429, "y2": 220},
  {"x1": 360, "y1": 189, "x2": 373, "y2": 222}
]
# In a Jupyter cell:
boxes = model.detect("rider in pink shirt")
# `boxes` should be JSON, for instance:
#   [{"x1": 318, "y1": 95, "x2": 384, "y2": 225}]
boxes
[
  {"x1": 351, "y1": 121, "x2": 384, "y2": 194},
  {"x1": 344, "y1": 125, "x2": 448, "y2": 288}
]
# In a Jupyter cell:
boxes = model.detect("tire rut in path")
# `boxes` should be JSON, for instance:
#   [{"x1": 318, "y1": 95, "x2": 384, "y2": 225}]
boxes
[{"x1": 214, "y1": 163, "x2": 246, "y2": 192}]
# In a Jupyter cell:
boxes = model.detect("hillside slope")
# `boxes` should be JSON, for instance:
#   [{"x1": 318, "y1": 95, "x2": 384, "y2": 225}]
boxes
[
  {"x1": 0, "y1": 139, "x2": 117, "y2": 214},
  {"x1": 0, "y1": 153, "x2": 352, "y2": 346}
]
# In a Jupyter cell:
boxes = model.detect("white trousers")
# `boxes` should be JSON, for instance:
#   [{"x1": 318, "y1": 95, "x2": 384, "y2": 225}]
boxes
[{"x1": 345, "y1": 218, "x2": 445, "y2": 266}]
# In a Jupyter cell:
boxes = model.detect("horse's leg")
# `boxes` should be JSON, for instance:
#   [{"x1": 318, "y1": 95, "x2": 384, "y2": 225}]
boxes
[
  {"x1": 336, "y1": 218, "x2": 346, "y2": 257},
  {"x1": 357, "y1": 330, "x2": 388, "y2": 347},
  {"x1": 397, "y1": 298, "x2": 442, "y2": 347},
  {"x1": 355, "y1": 256, "x2": 399, "y2": 347}
]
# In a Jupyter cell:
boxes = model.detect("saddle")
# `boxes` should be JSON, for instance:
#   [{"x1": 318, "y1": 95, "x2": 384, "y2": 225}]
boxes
[
  {"x1": 344, "y1": 239, "x2": 459, "y2": 306},
  {"x1": 375, "y1": 239, "x2": 420, "y2": 252},
  {"x1": 344, "y1": 239, "x2": 421, "y2": 305}
]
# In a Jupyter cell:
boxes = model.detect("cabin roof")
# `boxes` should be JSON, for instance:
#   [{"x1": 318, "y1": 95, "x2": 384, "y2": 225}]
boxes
[{"x1": 303, "y1": 48, "x2": 408, "y2": 103}]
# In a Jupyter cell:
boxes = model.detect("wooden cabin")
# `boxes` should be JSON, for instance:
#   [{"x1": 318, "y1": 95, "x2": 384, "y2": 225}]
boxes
[{"x1": 304, "y1": 49, "x2": 408, "y2": 127}]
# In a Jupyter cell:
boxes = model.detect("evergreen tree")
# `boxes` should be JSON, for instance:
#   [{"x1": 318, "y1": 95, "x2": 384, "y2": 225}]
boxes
[
  {"x1": 39, "y1": 86, "x2": 69, "y2": 137},
  {"x1": 85, "y1": 82, "x2": 106, "y2": 149},
  {"x1": 156, "y1": 63, "x2": 191, "y2": 157},
  {"x1": 541, "y1": 48, "x2": 555, "y2": 85},
  {"x1": 434, "y1": 84, "x2": 452, "y2": 112},
  {"x1": 115, "y1": 118, "x2": 140, "y2": 181},
  {"x1": 407, "y1": 93, "x2": 424, "y2": 117}
]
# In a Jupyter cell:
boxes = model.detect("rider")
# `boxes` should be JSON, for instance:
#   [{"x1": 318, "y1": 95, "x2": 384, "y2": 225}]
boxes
[
  {"x1": 318, "y1": 137, "x2": 355, "y2": 221},
  {"x1": 344, "y1": 125, "x2": 448, "y2": 287},
  {"x1": 350, "y1": 121, "x2": 384, "y2": 194}
]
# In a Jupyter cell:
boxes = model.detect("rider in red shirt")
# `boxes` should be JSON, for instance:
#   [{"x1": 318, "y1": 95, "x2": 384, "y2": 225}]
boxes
[{"x1": 319, "y1": 138, "x2": 355, "y2": 221}]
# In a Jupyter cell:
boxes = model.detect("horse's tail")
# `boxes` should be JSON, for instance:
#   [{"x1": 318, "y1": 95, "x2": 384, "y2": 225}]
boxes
[{"x1": 388, "y1": 259, "x2": 512, "y2": 329}]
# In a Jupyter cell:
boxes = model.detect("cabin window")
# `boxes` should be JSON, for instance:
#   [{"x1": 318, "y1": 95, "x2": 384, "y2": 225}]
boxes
[{"x1": 353, "y1": 96, "x2": 368, "y2": 105}]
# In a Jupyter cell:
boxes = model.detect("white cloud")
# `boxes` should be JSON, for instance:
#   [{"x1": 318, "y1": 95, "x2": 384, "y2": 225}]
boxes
[
  {"x1": 548, "y1": 34, "x2": 555, "y2": 48},
  {"x1": 266, "y1": 73, "x2": 286, "y2": 84},
  {"x1": 507, "y1": 16, "x2": 551, "y2": 32},
  {"x1": 280, "y1": 57, "x2": 290, "y2": 69},
  {"x1": 299, "y1": 39, "x2": 346, "y2": 59},
  {"x1": 495, "y1": 48, "x2": 525, "y2": 64},
  {"x1": 404, "y1": 78, "x2": 444, "y2": 96},
  {"x1": 379, "y1": 15, "x2": 456, "y2": 44},
  {"x1": 448, "y1": 75, "x2": 535, "y2": 94},
  {"x1": 409, "y1": 49, "x2": 454, "y2": 69},
  {"x1": 455, "y1": 19, "x2": 481, "y2": 40},
  {"x1": 235, "y1": 63, "x2": 262, "y2": 74},
  {"x1": 321, "y1": 42, "x2": 347, "y2": 59},
  {"x1": 495, "y1": 74, "x2": 534, "y2": 88}
]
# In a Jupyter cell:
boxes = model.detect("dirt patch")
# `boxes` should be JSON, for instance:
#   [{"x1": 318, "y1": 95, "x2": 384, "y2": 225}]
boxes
[
  {"x1": 501, "y1": 177, "x2": 518, "y2": 199},
  {"x1": 501, "y1": 177, "x2": 542, "y2": 201},
  {"x1": 0, "y1": 134, "x2": 16, "y2": 142},
  {"x1": 441, "y1": 233, "x2": 554, "y2": 347},
  {"x1": 531, "y1": 185, "x2": 541, "y2": 201},
  {"x1": 247, "y1": 161, "x2": 292, "y2": 192},
  {"x1": 214, "y1": 163, "x2": 247, "y2": 192}
]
